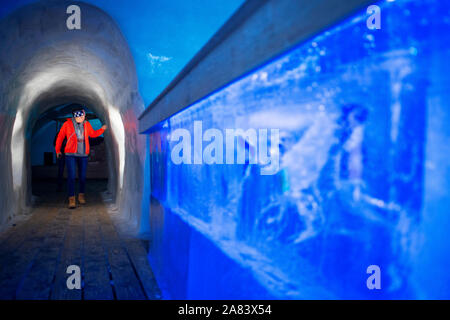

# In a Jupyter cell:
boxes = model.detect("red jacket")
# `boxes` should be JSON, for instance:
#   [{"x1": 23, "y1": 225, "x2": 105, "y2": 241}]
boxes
[{"x1": 55, "y1": 118, "x2": 105, "y2": 155}]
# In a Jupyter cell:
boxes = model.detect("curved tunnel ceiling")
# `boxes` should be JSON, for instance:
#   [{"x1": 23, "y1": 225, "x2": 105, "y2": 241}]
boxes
[
  {"x1": 0, "y1": 0, "x2": 144, "y2": 226},
  {"x1": 0, "y1": 0, "x2": 246, "y2": 106}
]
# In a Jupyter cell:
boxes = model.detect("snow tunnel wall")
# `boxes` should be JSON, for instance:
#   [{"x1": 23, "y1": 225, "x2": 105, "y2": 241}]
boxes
[
  {"x1": 0, "y1": 1, "x2": 145, "y2": 230},
  {"x1": 141, "y1": 0, "x2": 450, "y2": 299}
]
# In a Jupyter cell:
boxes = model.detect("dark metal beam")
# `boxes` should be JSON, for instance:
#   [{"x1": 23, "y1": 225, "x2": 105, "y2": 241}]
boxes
[{"x1": 138, "y1": 0, "x2": 376, "y2": 133}]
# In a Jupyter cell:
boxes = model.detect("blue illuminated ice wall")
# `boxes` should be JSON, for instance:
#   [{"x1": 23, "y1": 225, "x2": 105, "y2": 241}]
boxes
[{"x1": 145, "y1": 0, "x2": 450, "y2": 299}]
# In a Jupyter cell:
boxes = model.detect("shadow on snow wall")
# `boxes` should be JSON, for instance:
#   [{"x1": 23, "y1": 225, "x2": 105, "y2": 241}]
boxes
[{"x1": 145, "y1": 0, "x2": 450, "y2": 299}]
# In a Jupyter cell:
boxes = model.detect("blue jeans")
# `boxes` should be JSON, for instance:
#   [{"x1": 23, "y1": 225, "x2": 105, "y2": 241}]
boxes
[
  {"x1": 66, "y1": 155, "x2": 88, "y2": 197},
  {"x1": 57, "y1": 154, "x2": 65, "y2": 189}
]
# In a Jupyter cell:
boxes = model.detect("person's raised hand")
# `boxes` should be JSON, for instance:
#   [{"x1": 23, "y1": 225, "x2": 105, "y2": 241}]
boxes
[{"x1": 101, "y1": 125, "x2": 108, "y2": 131}]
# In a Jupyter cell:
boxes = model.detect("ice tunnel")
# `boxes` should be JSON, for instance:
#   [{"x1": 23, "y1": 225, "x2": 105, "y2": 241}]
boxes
[
  {"x1": 0, "y1": 1, "x2": 145, "y2": 228},
  {"x1": 0, "y1": 0, "x2": 449, "y2": 301},
  {"x1": 139, "y1": 0, "x2": 450, "y2": 299}
]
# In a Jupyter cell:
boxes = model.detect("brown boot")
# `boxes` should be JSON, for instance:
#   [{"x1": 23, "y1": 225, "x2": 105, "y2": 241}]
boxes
[
  {"x1": 78, "y1": 193, "x2": 86, "y2": 205},
  {"x1": 68, "y1": 196, "x2": 76, "y2": 209}
]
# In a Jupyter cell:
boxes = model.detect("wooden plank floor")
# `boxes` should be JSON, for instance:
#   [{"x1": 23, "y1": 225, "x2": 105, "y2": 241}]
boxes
[{"x1": 0, "y1": 179, "x2": 161, "y2": 300}]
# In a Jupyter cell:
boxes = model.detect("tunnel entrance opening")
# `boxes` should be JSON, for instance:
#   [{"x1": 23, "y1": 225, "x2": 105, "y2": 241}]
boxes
[
  {"x1": 29, "y1": 103, "x2": 110, "y2": 206},
  {"x1": 1, "y1": 0, "x2": 145, "y2": 232}
]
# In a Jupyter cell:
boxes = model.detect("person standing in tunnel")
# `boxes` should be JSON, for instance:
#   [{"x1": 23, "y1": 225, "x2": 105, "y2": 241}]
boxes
[{"x1": 55, "y1": 107, "x2": 107, "y2": 209}]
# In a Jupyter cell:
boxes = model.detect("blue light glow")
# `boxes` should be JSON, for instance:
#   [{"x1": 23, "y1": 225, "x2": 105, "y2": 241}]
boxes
[{"x1": 146, "y1": 0, "x2": 450, "y2": 299}]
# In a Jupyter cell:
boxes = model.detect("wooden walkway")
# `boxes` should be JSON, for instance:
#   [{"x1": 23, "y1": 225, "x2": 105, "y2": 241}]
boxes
[{"x1": 0, "y1": 180, "x2": 161, "y2": 300}]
